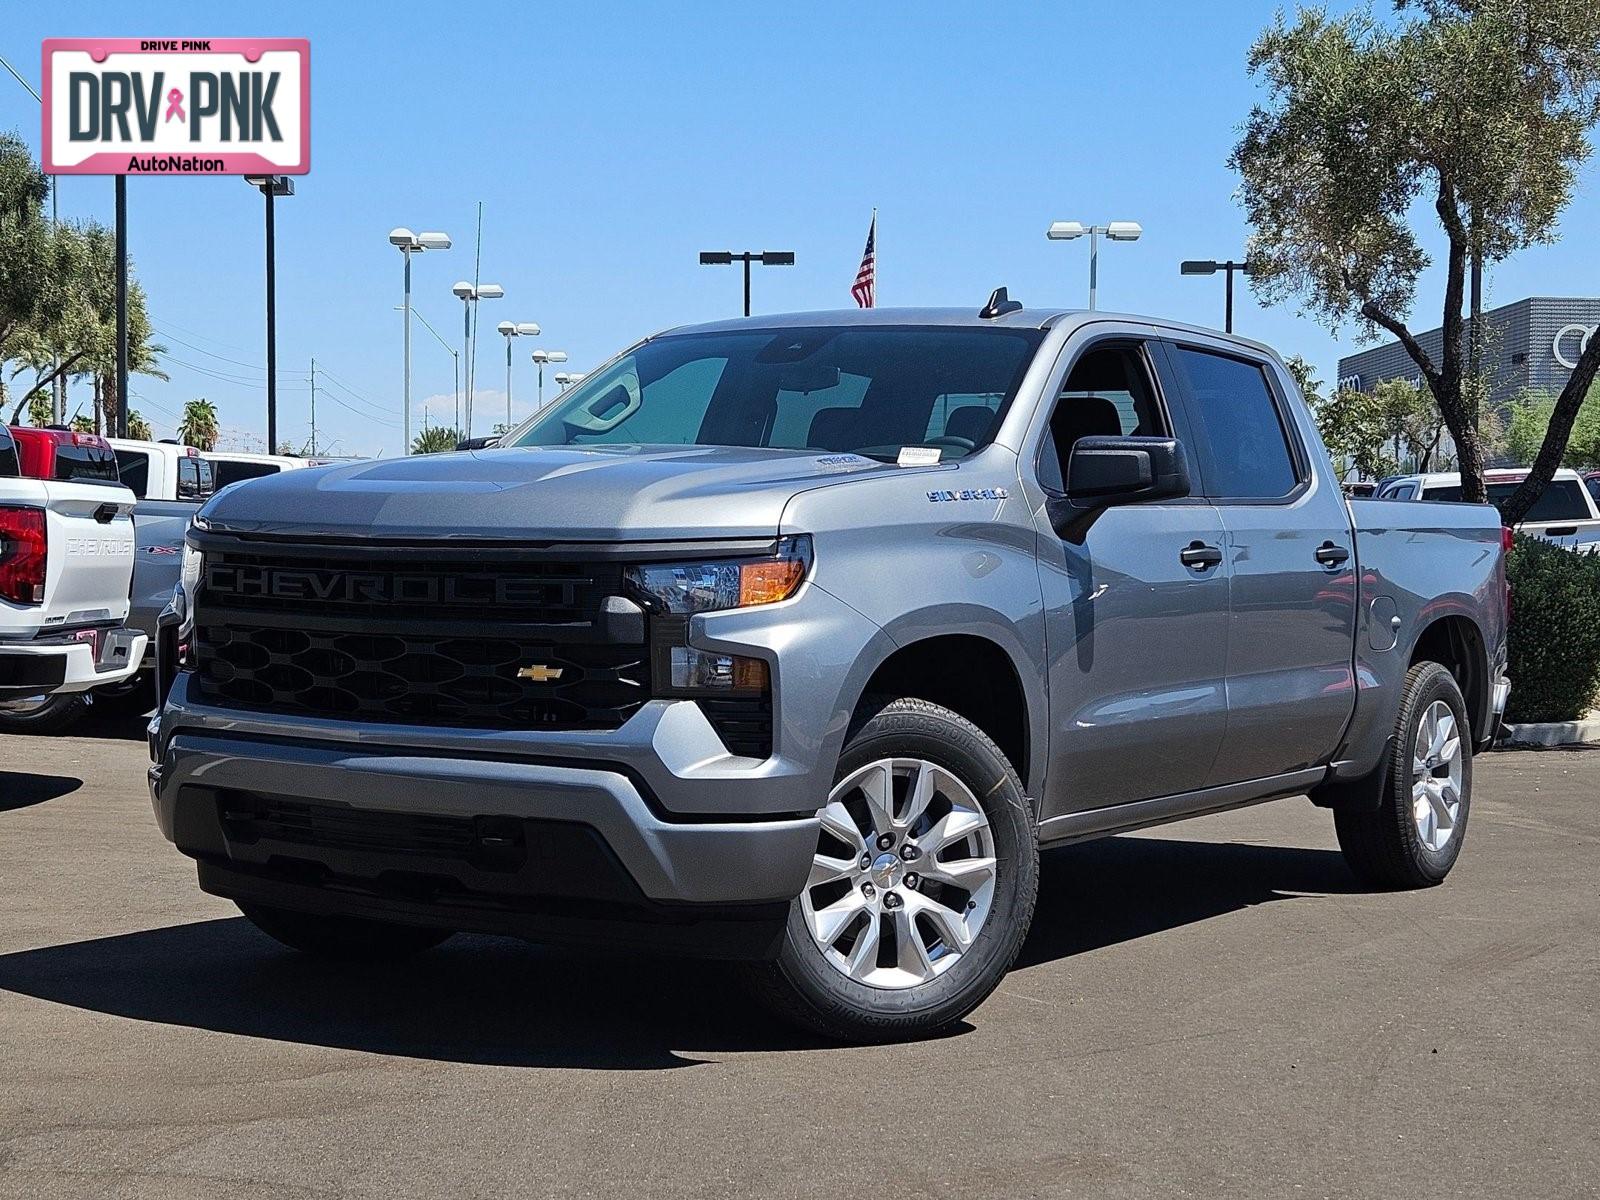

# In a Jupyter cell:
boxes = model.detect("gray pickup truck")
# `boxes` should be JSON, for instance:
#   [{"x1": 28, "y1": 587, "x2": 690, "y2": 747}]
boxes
[{"x1": 148, "y1": 300, "x2": 1510, "y2": 1040}]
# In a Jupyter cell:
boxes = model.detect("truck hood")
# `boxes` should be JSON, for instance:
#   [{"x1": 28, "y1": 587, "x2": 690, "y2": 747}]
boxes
[{"x1": 198, "y1": 444, "x2": 892, "y2": 541}]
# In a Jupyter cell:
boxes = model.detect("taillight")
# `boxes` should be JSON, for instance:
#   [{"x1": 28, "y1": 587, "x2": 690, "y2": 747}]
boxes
[
  {"x1": 1501, "y1": 527, "x2": 1514, "y2": 620},
  {"x1": 0, "y1": 505, "x2": 48, "y2": 605}
]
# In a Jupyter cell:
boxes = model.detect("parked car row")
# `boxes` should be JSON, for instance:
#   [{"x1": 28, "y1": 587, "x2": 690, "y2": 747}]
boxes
[
  {"x1": 1375, "y1": 467, "x2": 1600, "y2": 553},
  {"x1": 0, "y1": 427, "x2": 314, "y2": 733}
]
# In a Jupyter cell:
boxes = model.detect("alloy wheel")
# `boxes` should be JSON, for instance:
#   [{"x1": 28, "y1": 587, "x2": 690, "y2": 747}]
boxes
[
  {"x1": 801, "y1": 757, "x2": 997, "y2": 990},
  {"x1": 1411, "y1": 700, "x2": 1463, "y2": 852}
]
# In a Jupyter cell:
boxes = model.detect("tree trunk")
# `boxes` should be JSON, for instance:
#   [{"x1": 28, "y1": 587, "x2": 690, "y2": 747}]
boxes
[
  {"x1": 93, "y1": 375, "x2": 102, "y2": 436},
  {"x1": 1500, "y1": 332, "x2": 1600, "y2": 527}
]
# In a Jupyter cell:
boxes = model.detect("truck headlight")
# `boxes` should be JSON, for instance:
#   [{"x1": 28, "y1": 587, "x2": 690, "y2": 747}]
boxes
[
  {"x1": 624, "y1": 535, "x2": 811, "y2": 615},
  {"x1": 626, "y1": 537, "x2": 808, "y2": 699},
  {"x1": 181, "y1": 538, "x2": 203, "y2": 600}
]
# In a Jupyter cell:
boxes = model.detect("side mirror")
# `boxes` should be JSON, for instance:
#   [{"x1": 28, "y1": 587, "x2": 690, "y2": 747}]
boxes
[{"x1": 1049, "y1": 436, "x2": 1191, "y2": 542}]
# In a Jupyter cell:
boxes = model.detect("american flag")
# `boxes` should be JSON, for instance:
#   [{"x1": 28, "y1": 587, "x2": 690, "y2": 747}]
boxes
[{"x1": 851, "y1": 212, "x2": 876, "y2": 308}]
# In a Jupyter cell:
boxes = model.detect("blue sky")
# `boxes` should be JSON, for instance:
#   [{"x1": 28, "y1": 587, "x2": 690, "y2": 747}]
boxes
[{"x1": 5, "y1": 0, "x2": 1598, "y2": 455}]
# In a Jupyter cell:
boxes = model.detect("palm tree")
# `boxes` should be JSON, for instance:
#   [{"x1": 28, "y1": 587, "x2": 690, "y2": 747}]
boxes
[
  {"x1": 411, "y1": 425, "x2": 461, "y2": 455},
  {"x1": 126, "y1": 410, "x2": 153, "y2": 441},
  {"x1": 178, "y1": 398, "x2": 219, "y2": 450}
]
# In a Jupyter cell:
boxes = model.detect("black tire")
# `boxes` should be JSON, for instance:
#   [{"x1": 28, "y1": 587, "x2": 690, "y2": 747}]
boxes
[
  {"x1": 749, "y1": 697, "x2": 1038, "y2": 1042},
  {"x1": 0, "y1": 691, "x2": 93, "y2": 735},
  {"x1": 91, "y1": 673, "x2": 158, "y2": 719},
  {"x1": 1335, "y1": 661, "x2": 1473, "y2": 889},
  {"x1": 238, "y1": 902, "x2": 454, "y2": 959}
]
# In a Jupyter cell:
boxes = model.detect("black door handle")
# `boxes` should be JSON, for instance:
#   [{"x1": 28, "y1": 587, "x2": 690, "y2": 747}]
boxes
[
  {"x1": 1315, "y1": 541, "x2": 1350, "y2": 567},
  {"x1": 1180, "y1": 542, "x2": 1223, "y2": 570}
]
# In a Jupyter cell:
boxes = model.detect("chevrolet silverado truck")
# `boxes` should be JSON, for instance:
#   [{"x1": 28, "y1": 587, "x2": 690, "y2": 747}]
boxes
[
  {"x1": 1, "y1": 424, "x2": 146, "y2": 727},
  {"x1": 148, "y1": 301, "x2": 1510, "y2": 1041}
]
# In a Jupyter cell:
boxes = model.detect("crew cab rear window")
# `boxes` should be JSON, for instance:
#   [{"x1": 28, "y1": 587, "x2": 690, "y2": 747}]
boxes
[
  {"x1": 1424, "y1": 480, "x2": 1592, "y2": 522},
  {"x1": 211, "y1": 459, "x2": 282, "y2": 489},
  {"x1": 51, "y1": 439, "x2": 121, "y2": 485},
  {"x1": 114, "y1": 450, "x2": 150, "y2": 498},
  {"x1": 1168, "y1": 346, "x2": 1300, "y2": 499}
]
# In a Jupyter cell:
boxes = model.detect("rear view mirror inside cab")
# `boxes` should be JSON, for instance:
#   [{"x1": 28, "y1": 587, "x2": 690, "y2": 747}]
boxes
[{"x1": 562, "y1": 370, "x2": 641, "y2": 434}]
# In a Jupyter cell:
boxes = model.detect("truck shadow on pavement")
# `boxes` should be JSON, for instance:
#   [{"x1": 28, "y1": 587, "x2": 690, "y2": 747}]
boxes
[
  {"x1": 0, "y1": 835, "x2": 1362, "y2": 1069},
  {"x1": 0, "y1": 771, "x2": 83, "y2": 812}
]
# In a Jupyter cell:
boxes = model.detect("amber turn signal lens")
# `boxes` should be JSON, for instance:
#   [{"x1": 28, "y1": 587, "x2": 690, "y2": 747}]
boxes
[{"x1": 738, "y1": 558, "x2": 806, "y2": 607}]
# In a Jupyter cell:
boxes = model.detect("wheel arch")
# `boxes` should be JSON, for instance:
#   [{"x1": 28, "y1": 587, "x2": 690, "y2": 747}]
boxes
[
  {"x1": 843, "y1": 629, "x2": 1041, "y2": 795},
  {"x1": 1407, "y1": 613, "x2": 1491, "y2": 745}
]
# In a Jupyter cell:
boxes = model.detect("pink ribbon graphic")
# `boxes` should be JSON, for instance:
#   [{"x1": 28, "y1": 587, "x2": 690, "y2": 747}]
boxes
[{"x1": 164, "y1": 88, "x2": 185, "y2": 123}]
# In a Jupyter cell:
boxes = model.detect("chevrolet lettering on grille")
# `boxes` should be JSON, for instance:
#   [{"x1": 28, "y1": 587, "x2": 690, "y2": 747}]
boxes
[{"x1": 205, "y1": 563, "x2": 564, "y2": 607}]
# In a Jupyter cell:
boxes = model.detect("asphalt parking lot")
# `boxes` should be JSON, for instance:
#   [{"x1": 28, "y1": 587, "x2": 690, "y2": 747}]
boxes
[{"x1": 2, "y1": 717, "x2": 1597, "y2": 1200}]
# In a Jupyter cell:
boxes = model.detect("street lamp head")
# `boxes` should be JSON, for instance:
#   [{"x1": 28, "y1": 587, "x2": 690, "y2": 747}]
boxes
[
  {"x1": 477, "y1": 283, "x2": 505, "y2": 300},
  {"x1": 452, "y1": 281, "x2": 474, "y2": 299},
  {"x1": 389, "y1": 227, "x2": 417, "y2": 248},
  {"x1": 417, "y1": 231, "x2": 452, "y2": 250},
  {"x1": 699, "y1": 251, "x2": 734, "y2": 265},
  {"x1": 515, "y1": 322, "x2": 542, "y2": 336},
  {"x1": 1105, "y1": 221, "x2": 1143, "y2": 242},
  {"x1": 496, "y1": 321, "x2": 516, "y2": 336},
  {"x1": 760, "y1": 251, "x2": 795, "y2": 266},
  {"x1": 532, "y1": 350, "x2": 569, "y2": 364},
  {"x1": 1046, "y1": 221, "x2": 1086, "y2": 241},
  {"x1": 1181, "y1": 260, "x2": 1219, "y2": 275}
]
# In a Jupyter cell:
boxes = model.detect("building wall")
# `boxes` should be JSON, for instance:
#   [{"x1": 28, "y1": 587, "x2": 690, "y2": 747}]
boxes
[{"x1": 1336, "y1": 296, "x2": 1600, "y2": 412}]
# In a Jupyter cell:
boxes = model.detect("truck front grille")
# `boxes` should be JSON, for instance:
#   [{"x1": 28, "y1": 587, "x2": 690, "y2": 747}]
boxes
[{"x1": 191, "y1": 544, "x2": 648, "y2": 731}]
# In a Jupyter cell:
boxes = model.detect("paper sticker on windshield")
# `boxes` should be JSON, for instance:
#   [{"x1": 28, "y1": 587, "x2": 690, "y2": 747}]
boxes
[{"x1": 897, "y1": 446, "x2": 942, "y2": 467}]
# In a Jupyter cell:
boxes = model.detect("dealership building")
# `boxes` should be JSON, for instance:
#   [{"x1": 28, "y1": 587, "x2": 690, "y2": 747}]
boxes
[{"x1": 1336, "y1": 296, "x2": 1600, "y2": 412}]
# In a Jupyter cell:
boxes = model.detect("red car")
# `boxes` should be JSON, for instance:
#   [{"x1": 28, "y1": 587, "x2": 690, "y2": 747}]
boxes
[{"x1": 8, "y1": 426, "x2": 122, "y2": 486}]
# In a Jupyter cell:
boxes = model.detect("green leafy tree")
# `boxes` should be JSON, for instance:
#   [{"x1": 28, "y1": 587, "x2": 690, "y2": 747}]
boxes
[
  {"x1": 24, "y1": 392, "x2": 51, "y2": 427},
  {"x1": 411, "y1": 425, "x2": 461, "y2": 455},
  {"x1": 1314, "y1": 388, "x2": 1400, "y2": 481},
  {"x1": 1505, "y1": 383, "x2": 1600, "y2": 468},
  {"x1": 126, "y1": 410, "x2": 153, "y2": 441},
  {"x1": 1285, "y1": 355, "x2": 1324, "y2": 407},
  {"x1": 178, "y1": 398, "x2": 220, "y2": 450},
  {"x1": 68, "y1": 413, "x2": 93, "y2": 434},
  {"x1": 1231, "y1": 0, "x2": 1600, "y2": 522}
]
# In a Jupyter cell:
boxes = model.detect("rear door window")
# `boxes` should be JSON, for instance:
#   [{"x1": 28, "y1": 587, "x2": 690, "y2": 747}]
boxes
[
  {"x1": 52, "y1": 439, "x2": 121, "y2": 485},
  {"x1": 211, "y1": 459, "x2": 281, "y2": 489},
  {"x1": 1167, "y1": 346, "x2": 1301, "y2": 500}
]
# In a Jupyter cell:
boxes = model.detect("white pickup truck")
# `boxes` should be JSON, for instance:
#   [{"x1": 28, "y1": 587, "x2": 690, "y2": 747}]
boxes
[
  {"x1": 0, "y1": 424, "x2": 146, "y2": 731},
  {"x1": 1376, "y1": 468, "x2": 1600, "y2": 552}
]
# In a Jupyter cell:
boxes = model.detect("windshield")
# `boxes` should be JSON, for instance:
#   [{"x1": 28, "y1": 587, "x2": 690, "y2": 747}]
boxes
[
  {"x1": 1423, "y1": 480, "x2": 1593, "y2": 522},
  {"x1": 508, "y1": 326, "x2": 1044, "y2": 461}
]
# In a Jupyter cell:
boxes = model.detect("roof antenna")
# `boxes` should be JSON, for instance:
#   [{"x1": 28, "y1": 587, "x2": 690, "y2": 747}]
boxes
[{"x1": 979, "y1": 287, "x2": 1023, "y2": 319}]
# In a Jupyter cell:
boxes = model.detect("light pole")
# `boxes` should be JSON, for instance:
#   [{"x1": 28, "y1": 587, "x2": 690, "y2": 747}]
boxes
[
  {"x1": 530, "y1": 350, "x2": 569, "y2": 409},
  {"x1": 389, "y1": 228, "x2": 452, "y2": 454},
  {"x1": 403, "y1": 305, "x2": 462, "y2": 432},
  {"x1": 246, "y1": 176, "x2": 295, "y2": 451},
  {"x1": 1045, "y1": 220, "x2": 1142, "y2": 311},
  {"x1": 1180, "y1": 259, "x2": 1252, "y2": 334},
  {"x1": 497, "y1": 321, "x2": 542, "y2": 426},
  {"x1": 453, "y1": 281, "x2": 503, "y2": 439},
  {"x1": 698, "y1": 250, "x2": 795, "y2": 316}
]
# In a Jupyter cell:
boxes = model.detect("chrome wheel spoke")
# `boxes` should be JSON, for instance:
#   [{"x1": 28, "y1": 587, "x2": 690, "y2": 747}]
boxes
[
  {"x1": 893, "y1": 906, "x2": 935, "y2": 981},
  {"x1": 923, "y1": 806, "x2": 986, "y2": 854},
  {"x1": 808, "y1": 851, "x2": 856, "y2": 890},
  {"x1": 818, "y1": 799, "x2": 867, "y2": 857},
  {"x1": 856, "y1": 762, "x2": 897, "y2": 837},
  {"x1": 905, "y1": 890, "x2": 974, "y2": 953},
  {"x1": 899, "y1": 760, "x2": 938, "y2": 833},
  {"x1": 843, "y1": 914, "x2": 881, "y2": 980},
  {"x1": 919, "y1": 853, "x2": 996, "y2": 893},
  {"x1": 811, "y1": 891, "x2": 868, "y2": 947}
]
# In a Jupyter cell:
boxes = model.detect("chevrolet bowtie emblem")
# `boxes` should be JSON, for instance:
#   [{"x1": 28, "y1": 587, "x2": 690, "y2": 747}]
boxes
[{"x1": 517, "y1": 664, "x2": 564, "y2": 682}]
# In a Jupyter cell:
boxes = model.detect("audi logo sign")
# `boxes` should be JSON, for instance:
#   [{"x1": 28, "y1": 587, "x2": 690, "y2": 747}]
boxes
[
  {"x1": 42, "y1": 38, "x2": 309, "y2": 176},
  {"x1": 1553, "y1": 324, "x2": 1597, "y2": 371}
]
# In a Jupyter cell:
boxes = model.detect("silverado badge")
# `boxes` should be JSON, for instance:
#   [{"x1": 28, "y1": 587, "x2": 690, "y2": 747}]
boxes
[{"x1": 516, "y1": 664, "x2": 564, "y2": 682}]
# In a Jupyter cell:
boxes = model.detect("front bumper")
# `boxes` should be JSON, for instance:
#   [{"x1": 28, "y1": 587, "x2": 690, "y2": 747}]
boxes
[
  {"x1": 0, "y1": 626, "x2": 147, "y2": 696},
  {"x1": 146, "y1": 572, "x2": 890, "y2": 957}
]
